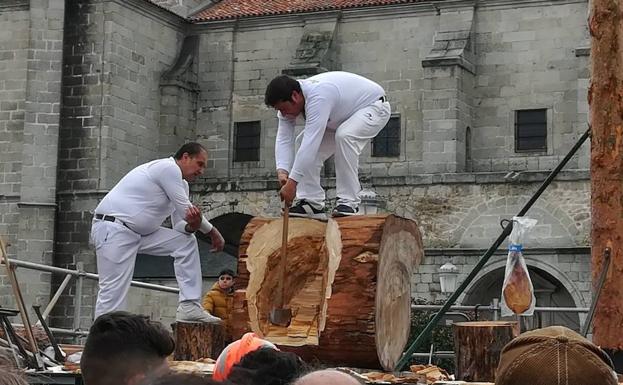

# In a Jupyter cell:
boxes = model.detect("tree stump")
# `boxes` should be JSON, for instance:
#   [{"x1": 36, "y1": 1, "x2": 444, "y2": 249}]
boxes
[
  {"x1": 172, "y1": 322, "x2": 226, "y2": 361},
  {"x1": 453, "y1": 321, "x2": 520, "y2": 382},
  {"x1": 230, "y1": 214, "x2": 424, "y2": 370}
]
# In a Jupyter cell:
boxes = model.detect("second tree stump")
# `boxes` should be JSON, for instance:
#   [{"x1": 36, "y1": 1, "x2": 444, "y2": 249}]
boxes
[
  {"x1": 453, "y1": 321, "x2": 520, "y2": 382},
  {"x1": 172, "y1": 322, "x2": 226, "y2": 360}
]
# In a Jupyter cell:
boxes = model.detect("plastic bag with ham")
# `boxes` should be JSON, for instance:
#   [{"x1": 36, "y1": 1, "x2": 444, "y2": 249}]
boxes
[{"x1": 501, "y1": 216, "x2": 537, "y2": 316}]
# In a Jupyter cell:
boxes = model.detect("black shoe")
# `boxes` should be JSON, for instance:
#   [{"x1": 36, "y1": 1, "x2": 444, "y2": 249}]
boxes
[
  {"x1": 332, "y1": 204, "x2": 359, "y2": 217},
  {"x1": 289, "y1": 200, "x2": 327, "y2": 220}
]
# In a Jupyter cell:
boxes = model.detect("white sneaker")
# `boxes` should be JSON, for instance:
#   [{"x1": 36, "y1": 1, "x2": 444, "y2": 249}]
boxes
[{"x1": 176, "y1": 301, "x2": 222, "y2": 323}]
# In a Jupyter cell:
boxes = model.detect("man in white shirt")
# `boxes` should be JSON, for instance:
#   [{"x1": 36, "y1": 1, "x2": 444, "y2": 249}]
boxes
[
  {"x1": 90, "y1": 142, "x2": 226, "y2": 322},
  {"x1": 265, "y1": 71, "x2": 391, "y2": 219}
]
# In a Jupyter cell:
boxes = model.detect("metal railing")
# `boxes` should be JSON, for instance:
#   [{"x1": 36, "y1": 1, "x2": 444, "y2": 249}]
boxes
[
  {"x1": 411, "y1": 303, "x2": 590, "y2": 315},
  {"x1": 1, "y1": 258, "x2": 179, "y2": 338},
  {"x1": 409, "y1": 302, "x2": 591, "y2": 362}
]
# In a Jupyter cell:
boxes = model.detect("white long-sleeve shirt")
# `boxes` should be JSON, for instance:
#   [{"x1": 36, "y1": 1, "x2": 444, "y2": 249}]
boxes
[
  {"x1": 95, "y1": 157, "x2": 213, "y2": 235},
  {"x1": 275, "y1": 71, "x2": 385, "y2": 182}
]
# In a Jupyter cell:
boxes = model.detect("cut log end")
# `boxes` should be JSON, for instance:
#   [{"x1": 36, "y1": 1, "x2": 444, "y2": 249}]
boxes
[{"x1": 375, "y1": 215, "x2": 424, "y2": 369}]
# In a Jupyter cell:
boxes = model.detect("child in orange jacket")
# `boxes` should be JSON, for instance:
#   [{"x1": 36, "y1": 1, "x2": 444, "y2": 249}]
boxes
[{"x1": 202, "y1": 269, "x2": 235, "y2": 333}]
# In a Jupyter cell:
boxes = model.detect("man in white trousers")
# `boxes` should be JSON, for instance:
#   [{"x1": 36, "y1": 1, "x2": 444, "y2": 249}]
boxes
[
  {"x1": 264, "y1": 71, "x2": 391, "y2": 219},
  {"x1": 90, "y1": 142, "x2": 226, "y2": 322}
]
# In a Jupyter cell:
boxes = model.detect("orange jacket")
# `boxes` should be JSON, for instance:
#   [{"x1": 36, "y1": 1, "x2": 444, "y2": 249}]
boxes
[{"x1": 202, "y1": 282, "x2": 234, "y2": 328}]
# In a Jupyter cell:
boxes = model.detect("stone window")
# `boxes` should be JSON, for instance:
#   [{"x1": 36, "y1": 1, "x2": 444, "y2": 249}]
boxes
[
  {"x1": 372, "y1": 116, "x2": 401, "y2": 157},
  {"x1": 234, "y1": 121, "x2": 261, "y2": 162},
  {"x1": 515, "y1": 109, "x2": 547, "y2": 152}
]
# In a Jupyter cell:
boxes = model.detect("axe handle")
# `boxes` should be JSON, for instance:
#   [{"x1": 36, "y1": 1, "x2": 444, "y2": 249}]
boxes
[{"x1": 276, "y1": 206, "x2": 289, "y2": 308}]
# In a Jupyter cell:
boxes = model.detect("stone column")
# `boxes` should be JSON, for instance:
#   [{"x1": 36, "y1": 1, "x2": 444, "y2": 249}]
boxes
[
  {"x1": 420, "y1": 9, "x2": 475, "y2": 174},
  {"x1": 16, "y1": 0, "x2": 65, "y2": 315}
]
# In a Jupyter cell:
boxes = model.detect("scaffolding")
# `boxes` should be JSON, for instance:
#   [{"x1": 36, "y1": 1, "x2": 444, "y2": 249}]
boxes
[{"x1": 1, "y1": 257, "x2": 178, "y2": 337}]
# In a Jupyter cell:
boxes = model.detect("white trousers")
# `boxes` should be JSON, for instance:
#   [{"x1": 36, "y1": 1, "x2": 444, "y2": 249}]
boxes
[
  {"x1": 91, "y1": 220, "x2": 202, "y2": 318},
  {"x1": 296, "y1": 99, "x2": 391, "y2": 208}
]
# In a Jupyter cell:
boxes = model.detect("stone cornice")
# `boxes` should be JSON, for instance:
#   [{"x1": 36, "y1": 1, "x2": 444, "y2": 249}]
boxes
[
  {"x1": 425, "y1": 246, "x2": 590, "y2": 256},
  {"x1": 191, "y1": 169, "x2": 590, "y2": 193},
  {"x1": 477, "y1": 0, "x2": 586, "y2": 11},
  {"x1": 0, "y1": 0, "x2": 28, "y2": 11},
  {"x1": 0, "y1": 194, "x2": 20, "y2": 201},
  {"x1": 108, "y1": 0, "x2": 189, "y2": 32},
  {"x1": 191, "y1": 0, "x2": 585, "y2": 29},
  {"x1": 56, "y1": 190, "x2": 110, "y2": 197}
]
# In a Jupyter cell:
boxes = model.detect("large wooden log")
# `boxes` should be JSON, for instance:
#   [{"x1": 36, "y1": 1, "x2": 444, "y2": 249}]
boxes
[
  {"x1": 172, "y1": 322, "x2": 226, "y2": 360},
  {"x1": 453, "y1": 321, "x2": 520, "y2": 382},
  {"x1": 589, "y1": 0, "x2": 623, "y2": 353},
  {"x1": 231, "y1": 214, "x2": 423, "y2": 370}
]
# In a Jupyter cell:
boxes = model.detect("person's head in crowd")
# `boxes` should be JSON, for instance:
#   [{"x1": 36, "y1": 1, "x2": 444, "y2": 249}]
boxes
[
  {"x1": 148, "y1": 373, "x2": 233, "y2": 385},
  {"x1": 495, "y1": 325, "x2": 618, "y2": 385},
  {"x1": 294, "y1": 369, "x2": 360, "y2": 385},
  {"x1": 212, "y1": 332, "x2": 277, "y2": 380},
  {"x1": 81, "y1": 311, "x2": 175, "y2": 385},
  {"x1": 217, "y1": 269, "x2": 236, "y2": 291},
  {"x1": 0, "y1": 349, "x2": 24, "y2": 385},
  {"x1": 0, "y1": 367, "x2": 28, "y2": 385},
  {"x1": 0, "y1": 348, "x2": 17, "y2": 369},
  {"x1": 227, "y1": 347, "x2": 309, "y2": 385}
]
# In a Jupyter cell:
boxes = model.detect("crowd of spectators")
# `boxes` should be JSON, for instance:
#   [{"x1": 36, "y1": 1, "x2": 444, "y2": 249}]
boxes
[{"x1": 1, "y1": 311, "x2": 618, "y2": 385}]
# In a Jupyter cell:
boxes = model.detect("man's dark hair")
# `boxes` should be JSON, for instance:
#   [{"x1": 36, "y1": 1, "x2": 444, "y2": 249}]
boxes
[
  {"x1": 227, "y1": 347, "x2": 309, "y2": 385},
  {"x1": 81, "y1": 312, "x2": 175, "y2": 385},
  {"x1": 148, "y1": 373, "x2": 232, "y2": 385},
  {"x1": 218, "y1": 269, "x2": 236, "y2": 278},
  {"x1": 174, "y1": 142, "x2": 207, "y2": 160},
  {"x1": 264, "y1": 75, "x2": 302, "y2": 106}
]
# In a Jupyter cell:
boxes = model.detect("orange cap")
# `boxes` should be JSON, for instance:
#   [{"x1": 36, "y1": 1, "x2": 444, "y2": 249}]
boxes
[{"x1": 212, "y1": 332, "x2": 277, "y2": 380}]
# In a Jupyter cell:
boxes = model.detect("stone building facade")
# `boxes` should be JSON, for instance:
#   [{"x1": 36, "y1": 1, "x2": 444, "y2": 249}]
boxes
[{"x1": 0, "y1": 0, "x2": 591, "y2": 333}]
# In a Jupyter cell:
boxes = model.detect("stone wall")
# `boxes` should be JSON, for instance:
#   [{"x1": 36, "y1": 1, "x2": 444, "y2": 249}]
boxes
[
  {"x1": 0, "y1": 0, "x2": 65, "y2": 320},
  {"x1": 0, "y1": 1, "x2": 29, "y2": 305},
  {"x1": 194, "y1": 0, "x2": 589, "y2": 179},
  {"x1": 51, "y1": 0, "x2": 186, "y2": 329},
  {"x1": 0, "y1": 0, "x2": 594, "y2": 331}
]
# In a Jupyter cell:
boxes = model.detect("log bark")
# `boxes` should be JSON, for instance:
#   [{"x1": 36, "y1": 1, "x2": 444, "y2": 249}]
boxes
[
  {"x1": 589, "y1": 0, "x2": 623, "y2": 350},
  {"x1": 231, "y1": 214, "x2": 423, "y2": 370},
  {"x1": 172, "y1": 322, "x2": 226, "y2": 360},
  {"x1": 453, "y1": 321, "x2": 519, "y2": 382}
]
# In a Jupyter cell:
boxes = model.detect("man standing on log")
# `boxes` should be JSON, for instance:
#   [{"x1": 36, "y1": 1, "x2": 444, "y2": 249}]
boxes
[
  {"x1": 265, "y1": 71, "x2": 391, "y2": 219},
  {"x1": 90, "y1": 142, "x2": 225, "y2": 323}
]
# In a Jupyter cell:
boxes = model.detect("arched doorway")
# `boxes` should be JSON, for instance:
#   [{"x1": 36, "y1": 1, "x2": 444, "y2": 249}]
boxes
[
  {"x1": 133, "y1": 212, "x2": 253, "y2": 279},
  {"x1": 462, "y1": 265, "x2": 580, "y2": 331}
]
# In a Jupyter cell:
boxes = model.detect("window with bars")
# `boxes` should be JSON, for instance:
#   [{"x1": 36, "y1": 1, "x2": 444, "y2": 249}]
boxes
[
  {"x1": 372, "y1": 116, "x2": 401, "y2": 157},
  {"x1": 234, "y1": 121, "x2": 261, "y2": 162},
  {"x1": 515, "y1": 109, "x2": 547, "y2": 152}
]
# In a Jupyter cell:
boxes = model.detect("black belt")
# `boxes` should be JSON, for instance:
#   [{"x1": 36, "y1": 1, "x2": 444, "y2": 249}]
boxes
[
  {"x1": 379, "y1": 95, "x2": 387, "y2": 103},
  {"x1": 94, "y1": 214, "x2": 132, "y2": 230},
  {"x1": 95, "y1": 214, "x2": 115, "y2": 222}
]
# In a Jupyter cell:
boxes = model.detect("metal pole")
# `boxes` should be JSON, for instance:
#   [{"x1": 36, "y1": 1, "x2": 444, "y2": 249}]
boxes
[
  {"x1": 395, "y1": 127, "x2": 591, "y2": 371},
  {"x1": 1, "y1": 258, "x2": 179, "y2": 293},
  {"x1": 13, "y1": 323, "x2": 89, "y2": 337},
  {"x1": 37, "y1": 273, "x2": 73, "y2": 325},
  {"x1": 73, "y1": 262, "x2": 84, "y2": 343},
  {"x1": 492, "y1": 298, "x2": 499, "y2": 321},
  {"x1": 581, "y1": 248, "x2": 611, "y2": 336},
  {"x1": 409, "y1": 304, "x2": 589, "y2": 313}
]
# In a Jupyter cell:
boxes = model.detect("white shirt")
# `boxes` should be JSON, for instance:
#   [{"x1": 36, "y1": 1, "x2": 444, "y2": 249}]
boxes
[
  {"x1": 95, "y1": 157, "x2": 213, "y2": 235},
  {"x1": 275, "y1": 71, "x2": 385, "y2": 182}
]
